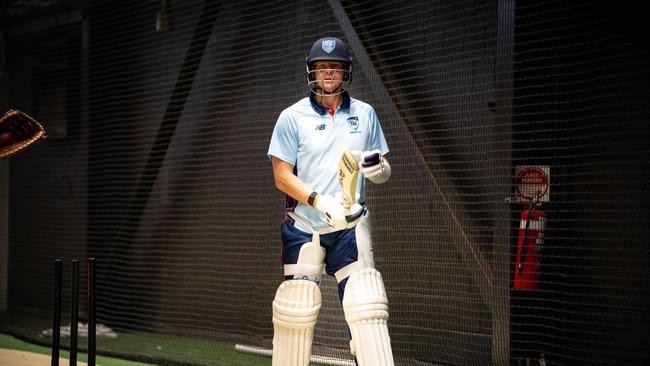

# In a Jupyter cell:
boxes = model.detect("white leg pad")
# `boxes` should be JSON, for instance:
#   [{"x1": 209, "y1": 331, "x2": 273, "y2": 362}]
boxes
[
  {"x1": 272, "y1": 280, "x2": 322, "y2": 366},
  {"x1": 283, "y1": 236, "x2": 326, "y2": 283},
  {"x1": 342, "y1": 268, "x2": 395, "y2": 366}
]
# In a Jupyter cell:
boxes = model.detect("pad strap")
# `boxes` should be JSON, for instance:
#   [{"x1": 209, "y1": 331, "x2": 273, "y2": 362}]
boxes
[{"x1": 334, "y1": 260, "x2": 374, "y2": 283}]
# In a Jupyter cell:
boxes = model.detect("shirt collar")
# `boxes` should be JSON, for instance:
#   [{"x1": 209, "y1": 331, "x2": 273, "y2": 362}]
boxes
[{"x1": 309, "y1": 91, "x2": 351, "y2": 115}]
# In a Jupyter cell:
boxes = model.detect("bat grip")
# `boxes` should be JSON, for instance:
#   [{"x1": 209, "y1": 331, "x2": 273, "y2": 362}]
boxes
[{"x1": 341, "y1": 190, "x2": 354, "y2": 210}]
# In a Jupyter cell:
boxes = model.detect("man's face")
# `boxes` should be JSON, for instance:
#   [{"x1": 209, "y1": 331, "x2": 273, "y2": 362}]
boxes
[{"x1": 312, "y1": 61, "x2": 346, "y2": 92}]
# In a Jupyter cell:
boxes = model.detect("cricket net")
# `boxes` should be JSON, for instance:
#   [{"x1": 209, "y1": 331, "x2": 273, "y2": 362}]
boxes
[{"x1": 1, "y1": 1, "x2": 648, "y2": 365}]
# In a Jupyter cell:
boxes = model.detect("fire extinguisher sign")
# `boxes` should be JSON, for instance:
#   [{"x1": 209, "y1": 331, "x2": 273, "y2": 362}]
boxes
[{"x1": 515, "y1": 166, "x2": 550, "y2": 204}]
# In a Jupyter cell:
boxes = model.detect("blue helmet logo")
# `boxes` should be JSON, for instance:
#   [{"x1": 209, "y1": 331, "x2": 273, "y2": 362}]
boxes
[{"x1": 322, "y1": 39, "x2": 336, "y2": 53}]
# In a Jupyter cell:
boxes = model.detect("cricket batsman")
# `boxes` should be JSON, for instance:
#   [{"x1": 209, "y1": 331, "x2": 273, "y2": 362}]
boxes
[{"x1": 267, "y1": 37, "x2": 394, "y2": 366}]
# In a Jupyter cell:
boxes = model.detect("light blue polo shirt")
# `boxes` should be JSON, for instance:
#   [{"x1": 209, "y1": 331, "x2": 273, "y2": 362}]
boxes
[{"x1": 268, "y1": 92, "x2": 389, "y2": 232}]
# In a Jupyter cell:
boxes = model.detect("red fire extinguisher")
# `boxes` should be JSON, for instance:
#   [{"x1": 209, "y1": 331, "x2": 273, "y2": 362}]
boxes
[{"x1": 513, "y1": 204, "x2": 546, "y2": 290}]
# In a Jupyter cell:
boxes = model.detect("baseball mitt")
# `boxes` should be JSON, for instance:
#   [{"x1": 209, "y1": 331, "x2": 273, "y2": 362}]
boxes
[{"x1": 0, "y1": 109, "x2": 47, "y2": 159}]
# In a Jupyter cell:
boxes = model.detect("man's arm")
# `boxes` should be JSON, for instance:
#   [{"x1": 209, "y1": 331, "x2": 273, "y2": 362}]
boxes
[
  {"x1": 271, "y1": 156, "x2": 314, "y2": 205},
  {"x1": 272, "y1": 156, "x2": 359, "y2": 228}
]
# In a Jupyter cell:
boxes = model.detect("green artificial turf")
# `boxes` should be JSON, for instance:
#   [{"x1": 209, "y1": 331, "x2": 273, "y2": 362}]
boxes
[
  {"x1": 1, "y1": 314, "x2": 333, "y2": 366},
  {"x1": 0, "y1": 332, "x2": 154, "y2": 366}
]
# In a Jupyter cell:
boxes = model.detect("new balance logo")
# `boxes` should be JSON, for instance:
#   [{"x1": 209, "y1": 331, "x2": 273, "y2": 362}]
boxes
[{"x1": 315, "y1": 124, "x2": 326, "y2": 130}]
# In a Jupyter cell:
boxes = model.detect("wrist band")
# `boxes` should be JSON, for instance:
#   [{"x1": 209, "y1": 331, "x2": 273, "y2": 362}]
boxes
[{"x1": 308, "y1": 191, "x2": 318, "y2": 207}]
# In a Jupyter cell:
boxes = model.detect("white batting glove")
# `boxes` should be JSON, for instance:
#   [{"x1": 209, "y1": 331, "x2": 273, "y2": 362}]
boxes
[
  {"x1": 350, "y1": 150, "x2": 392, "y2": 184},
  {"x1": 336, "y1": 191, "x2": 360, "y2": 209},
  {"x1": 315, "y1": 194, "x2": 348, "y2": 229},
  {"x1": 343, "y1": 202, "x2": 365, "y2": 228},
  {"x1": 335, "y1": 192, "x2": 365, "y2": 228}
]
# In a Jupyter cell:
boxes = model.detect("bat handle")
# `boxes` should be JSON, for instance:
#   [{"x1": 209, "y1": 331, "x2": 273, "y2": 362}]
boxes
[{"x1": 341, "y1": 190, "x2": 355, "y2": 210}]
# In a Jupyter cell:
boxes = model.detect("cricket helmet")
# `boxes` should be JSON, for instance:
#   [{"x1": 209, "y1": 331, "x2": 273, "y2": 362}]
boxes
[{"x1": 306, "y1": 37, "x2": 353, "y2": 95}]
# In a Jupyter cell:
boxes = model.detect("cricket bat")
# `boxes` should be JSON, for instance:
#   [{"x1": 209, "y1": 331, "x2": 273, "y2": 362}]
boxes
[{"x1": 338, "y1": 150, "x2": 359, "y2": 210}]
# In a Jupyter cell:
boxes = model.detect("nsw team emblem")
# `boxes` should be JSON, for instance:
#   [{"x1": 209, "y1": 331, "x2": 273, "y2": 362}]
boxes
[
  {"x1": 322, "y1": 39, "x2": 336, "y2": 53},
  {"x1": 346, "y1": 116, "x2": 359, "y2": 132}
]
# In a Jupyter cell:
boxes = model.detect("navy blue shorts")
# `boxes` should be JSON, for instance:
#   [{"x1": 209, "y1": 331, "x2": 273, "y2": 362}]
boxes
[
  {"x1": 281, "y1": 219, "x2": 359, "y2": 300},
  {"x1": 281, "y1": 219, "x2": 358, "y2": 276}
]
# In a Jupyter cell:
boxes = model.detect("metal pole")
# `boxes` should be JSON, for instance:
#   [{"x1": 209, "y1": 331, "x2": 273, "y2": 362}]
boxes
[
  {"x1": 87, "y1": 257, "x2": 96, "y2": 366},
  {"x1": 51, "y1": 259, "x2": 62, "y2": 366},
  {"x1": 70, "y1": 260, "x2": 79, "y2": 366}
]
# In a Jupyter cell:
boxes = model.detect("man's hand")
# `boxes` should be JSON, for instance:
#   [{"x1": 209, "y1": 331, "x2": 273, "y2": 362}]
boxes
[
  {"x1": 351, "y1": 150, "x2": 391, "y2": 184},
  {"x1": 337, "y1": 191, "x2": 359, "y2": 210},
  {"x1": 315, "y1": 194, "x2": 347, "y2": 229},
  {"x1": 315, "y1": 194, "x2": 364, "y2": 229}
]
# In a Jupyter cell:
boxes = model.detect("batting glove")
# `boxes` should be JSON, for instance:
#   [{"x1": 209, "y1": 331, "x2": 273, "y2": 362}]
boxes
[
  {"x1": 351, "y1": 150, "x2": 392, "y2": 184},
  {"x1": 315, "y1": 194, "x2": 348, "y2": 229},
  {"x1": 315, "y1": 194, "x2": 364, "y2": 230},
  {"x1": 335, "y1": 192, "x2": 365, "y2": 227}
]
